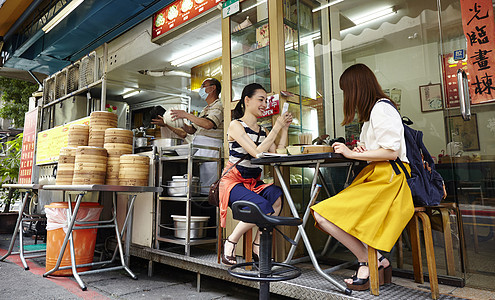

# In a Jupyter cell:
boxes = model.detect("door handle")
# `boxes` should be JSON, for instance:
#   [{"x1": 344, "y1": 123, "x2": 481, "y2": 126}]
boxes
[{"x1": 456, "y1": 69, "x2": 471, "y2": 121}]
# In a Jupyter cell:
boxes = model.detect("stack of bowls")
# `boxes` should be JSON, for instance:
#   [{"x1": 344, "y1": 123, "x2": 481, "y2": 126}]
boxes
[
  {"x1": 55, "y1": 147, "x2": 77, "y2": 185},
  {"x1": 67, "y1": 124, "x2": 89, "y2": 147},
  {"x1": 104, "y1": 128, "x2": 133, "y2": 185},
  {"x1": 88, "y1": 111, "x2": 118, "y2": 148},
  {"x1": 72, "y1": 146, "x2": 107, "y2": 185},
  {"x1": 119, "y1": 155, "x2": 149, "y2": 186}
]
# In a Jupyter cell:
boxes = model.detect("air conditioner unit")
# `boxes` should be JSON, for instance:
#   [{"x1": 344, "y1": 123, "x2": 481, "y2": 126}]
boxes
[
  {"x1": 43, "y1": 77, "x2": 56, "y2": 105},
  {"x1": 67, "y1": 62, "x2": 80, "y2": 93},
  {"x1": 79, "y1": 52, "x2": 98, "y2": 87},
  {"x1": 55, "y1": 69, "x2": 67, "y2": 99}
]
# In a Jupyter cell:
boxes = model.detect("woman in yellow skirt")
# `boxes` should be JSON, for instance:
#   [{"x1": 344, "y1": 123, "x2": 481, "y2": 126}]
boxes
[{"x1": 311, "y1": 63, "x2": 414, "y2": 291}]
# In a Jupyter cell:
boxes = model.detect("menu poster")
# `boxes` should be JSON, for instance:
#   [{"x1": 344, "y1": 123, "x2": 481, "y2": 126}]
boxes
[
  {"x1": 460, "y1": 0, "x2": 495, "y2": 104},
  {"x1": 442, "y1": 53, "x2": 469, "y2": 108},
  {"x1": 36, "y1": 117, "x2": 90, "y2": 165},
  {"x1": 18, "y1": 108, "x2": 39, "y2": 184},
  {"x1": 152, "y1": 0, "x2": 222, "y2": 41},
  {"x1": 260, "y1": 94, "x2": 280, "y2": 118}
]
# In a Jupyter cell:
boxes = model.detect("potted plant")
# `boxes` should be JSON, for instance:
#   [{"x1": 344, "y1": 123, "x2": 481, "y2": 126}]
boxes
[{"x1": 0, "y1": 133, "x2": 22, "y2": 233}]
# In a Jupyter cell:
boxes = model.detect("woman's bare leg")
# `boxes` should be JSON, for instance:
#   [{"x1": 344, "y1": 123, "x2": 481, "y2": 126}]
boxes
[{"x1": 313, "y1": 211, "x2": 370, "y2": 284}]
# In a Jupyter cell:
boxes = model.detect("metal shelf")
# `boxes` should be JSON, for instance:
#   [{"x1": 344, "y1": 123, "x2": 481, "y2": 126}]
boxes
[
  {"x1": 160, "y1": 155, "x2": 220, "y2": 162},
  {"x1": 158, "y1": 196, "x2": 209, "y2": 202},
  {"x1": 155, "y1": 236, "x2": 217, "y2": 246}
]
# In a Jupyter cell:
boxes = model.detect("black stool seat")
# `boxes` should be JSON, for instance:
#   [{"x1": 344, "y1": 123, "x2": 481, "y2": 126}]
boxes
[
  {"x1": 229, "y1": 201, "x2": 302, "y2": 300},
  {"x1": 232, "y1": 201, "x2": 302, "y2": 228}
]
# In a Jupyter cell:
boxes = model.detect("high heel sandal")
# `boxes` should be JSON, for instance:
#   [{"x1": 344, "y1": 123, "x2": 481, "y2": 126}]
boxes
[
  {"x1": 347, "y1": 262, "x2": 385, "y2": 290},
  {"x1": 221, "y1": 239, "x2": 237, "y2": 266},
  {"x1": 379, "y1": 256, "x2": 392, "y2": 284},
  {"x1": 346, "y1": 262, "x2": 370, "y2": 291},
  {"x1": 252, "y1": 242, "x2": 259, "y2": 262}
]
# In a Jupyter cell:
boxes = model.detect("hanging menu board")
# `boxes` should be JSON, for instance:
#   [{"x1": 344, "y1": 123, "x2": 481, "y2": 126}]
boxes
[
  {"x1": 460, "y1": 0, "x2": 495, "y2": 104},
  {"x1": 152, "y1": 0, "x2": 222, "y2": 43},
  {"x1": 35, "y1": 117, "x2": 90, "y2": 165},
  {"x1": 18, "y1": 108, "x2": 39, "y2": 184}
]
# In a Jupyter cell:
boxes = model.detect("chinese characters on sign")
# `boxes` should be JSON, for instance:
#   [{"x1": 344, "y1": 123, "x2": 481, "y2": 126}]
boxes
[
  {"x1": 152, "y1": 0, "x2": 222, "y2": 42},
  {"x1": 460, "y1": 0, "x2": 495, "y2": 104},
  {"x1": 18, "y1": 109, "x2": 39, "y2": 184},
  {"x1": 36, "y1": 117, "x2": 90, "y2": 165},
  {"x1": 260, "y1": 94, "x2": 280, "y2": 118}
]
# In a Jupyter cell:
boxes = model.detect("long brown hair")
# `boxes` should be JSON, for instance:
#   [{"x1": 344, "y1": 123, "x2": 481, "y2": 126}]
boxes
[{"x1": 339, "y1": 64, "x2": 395, "y2": 125}]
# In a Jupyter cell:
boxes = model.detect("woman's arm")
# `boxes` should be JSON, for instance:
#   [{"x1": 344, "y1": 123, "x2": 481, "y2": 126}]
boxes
[
  {"x1": 228, "y1": 114, "x2": 291, "y2": 157},
  {"x1": 332, "y1": 142, "x2": 398, "y2": 161}
]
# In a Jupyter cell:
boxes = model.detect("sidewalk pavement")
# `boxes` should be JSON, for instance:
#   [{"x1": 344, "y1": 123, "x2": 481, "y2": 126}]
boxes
[{"x1": 0, "y1": 234, "x2": 288, "y2": 300}]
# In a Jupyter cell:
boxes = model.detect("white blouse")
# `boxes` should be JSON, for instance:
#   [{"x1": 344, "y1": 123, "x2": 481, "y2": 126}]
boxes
[{"x1": 359, "y1": 99, "x2": 408, "y2": 163}]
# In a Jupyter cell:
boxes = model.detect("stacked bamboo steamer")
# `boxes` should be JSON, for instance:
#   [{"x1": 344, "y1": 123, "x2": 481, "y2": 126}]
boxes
[
  {"x1": 56, "y1": 147, "x2": 77, "y2": 185},
  {"x1": 119, "y1": 154, "x2": 150, "y2": 186},
  {"x1": 88, "y1": 111, "x2": 118, "y2": 148},
  {"x1": 72, "y1": 146, "x2": 108, "y2": 185},
  {"x1": 67, "y1": 124, "x2": 89, "y2": 147},
  {"x1": 104, "y1": 128, "x2": 133, "y2": 185}
]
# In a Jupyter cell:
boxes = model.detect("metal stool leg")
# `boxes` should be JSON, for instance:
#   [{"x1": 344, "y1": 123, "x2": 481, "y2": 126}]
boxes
[
  {"x1": 0, "y1": 191, "x2": 30, "y2": 263},
  {"x1": 18, "y1": 218, "x2": 29, "y2": 270}
]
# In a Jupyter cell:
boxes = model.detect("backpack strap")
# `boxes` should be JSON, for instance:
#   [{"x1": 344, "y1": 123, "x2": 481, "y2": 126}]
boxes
[{"x1": 390, "y1": 158, "x2": 411, "y2": 179}]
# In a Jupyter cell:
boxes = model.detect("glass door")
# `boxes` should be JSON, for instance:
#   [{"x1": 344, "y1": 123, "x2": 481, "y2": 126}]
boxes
[
  {"x1": 439, "y1": 0, "x2": 495, "y2": 290},
  {"x1": 318, "y1": 0, "x2": 469, "y2": 285}
]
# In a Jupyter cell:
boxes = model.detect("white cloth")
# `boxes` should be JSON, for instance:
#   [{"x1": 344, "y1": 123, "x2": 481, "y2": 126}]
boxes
[
  {"x1": 360, "y1": 99, "x2": 408, "y2": 163},
  {"x1": 193, "y1": 135, "x2": 223, "y2": 194}
]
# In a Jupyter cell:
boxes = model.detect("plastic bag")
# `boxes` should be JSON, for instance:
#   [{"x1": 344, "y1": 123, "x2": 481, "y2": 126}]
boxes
[{"x1": 45, "y1": 205, "x2": 103, "y2": 233}]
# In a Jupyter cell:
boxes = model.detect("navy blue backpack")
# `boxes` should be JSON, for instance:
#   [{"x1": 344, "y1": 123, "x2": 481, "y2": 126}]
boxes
[{"x1": 383, "y1": 100, "x2": 445, "y2": 206}]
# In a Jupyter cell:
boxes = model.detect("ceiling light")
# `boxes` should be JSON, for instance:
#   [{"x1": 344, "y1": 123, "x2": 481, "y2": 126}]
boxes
[
  {"x1": 243, "y1": 0, "x2": 266, "y2": 12},
  {"x1": 170, "y1": 40, "x2": 222, "y2": 67},
  {"x1": 350, "y1": 7, "x2": 396, "y2": 25},
  {"x1": 312, "y1": 0, "x2": 344, "y2": 13},
  {"x1": 42, "y1": 0, "x2": 84, "y2": 33},
  {"x1": 123, "y1": 90, "x2": 140, "y2": 99}
]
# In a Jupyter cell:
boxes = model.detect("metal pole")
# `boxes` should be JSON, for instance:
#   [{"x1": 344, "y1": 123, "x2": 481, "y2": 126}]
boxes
[
  {"x1": 100, "y1": 43, "x2": 108, "y2": 111},
  {"x1": 274, "y1": 166, "x2": 349, "y2": 294},
  {"x1": 0, "y1": 190, "x2": 30, "y2": 262},
  {"x1": 43, "y1": 193, "x2": 85, "y2": 277}
]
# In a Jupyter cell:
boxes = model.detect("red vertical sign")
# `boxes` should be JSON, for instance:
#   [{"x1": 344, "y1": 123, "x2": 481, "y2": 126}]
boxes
[
  {"x1": 18, "y1": 109, "x2": 38, "y2": 184},
  {"x1": 460, "y1": 0, "x2": 495, "y2": 104}
]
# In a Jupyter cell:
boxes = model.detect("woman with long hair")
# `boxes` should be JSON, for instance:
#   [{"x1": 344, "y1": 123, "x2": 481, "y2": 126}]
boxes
[
  {"x1": 311, "y1": 64, "x2": 414, "y2": 291},
  {"x1": 219, "y1": 83, "x2": 292, "y2": 265}
]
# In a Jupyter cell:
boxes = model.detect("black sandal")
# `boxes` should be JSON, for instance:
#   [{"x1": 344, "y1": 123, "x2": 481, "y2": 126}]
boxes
[
  {"x1": 252, "y1": 242, "x2": 260, "y2": 262},
  {"x1": 379, "y1": 256, "x2": 392, "y2": 284},
  {"x1": 346, "y1": 262, "x2": 370, "y2": 291},
  {"x1": 222, "y1": 239, "x2": 237, "y2": 266}
]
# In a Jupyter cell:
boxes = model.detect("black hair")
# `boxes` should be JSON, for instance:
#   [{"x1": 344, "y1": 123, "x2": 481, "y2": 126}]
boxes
[
  {"x1": 206, "y1": 78, "x2": 221, "y2": 97},
  {"x1": 232, "y1": 83, "x2": 266, "y2": 119}
]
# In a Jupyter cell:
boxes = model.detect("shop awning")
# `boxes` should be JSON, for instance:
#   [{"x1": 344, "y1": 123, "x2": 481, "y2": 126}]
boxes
[{"x1": 1, "y1": 0, "x2": 174, "y2": 75}]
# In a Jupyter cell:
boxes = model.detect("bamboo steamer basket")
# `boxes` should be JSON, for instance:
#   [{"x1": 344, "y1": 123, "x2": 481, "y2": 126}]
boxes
[
  {"x1": 73, "y1": 146, "x2": 107, "y2": 185},
  {"x1": 104, "y1": 143, "x2": 133, "y2": 156},
  {"x1": 120, "y1": 154, "x2": 149, "y2": 164},
  {"x1": 67, "y1": 124, "x2": 89, "y2": 147},
  {"x1": 88, "y1": 111, "x2": 118, "y2": 147},
  {"x1": 90, "y1": 111, "x2": 118, "y2": 122},
  {"x1": 119, "y1": 155, "x2": 149, "y2": 186},
  {"x1": 56, "y1": 147, "x2": 77, "y2": 185}
]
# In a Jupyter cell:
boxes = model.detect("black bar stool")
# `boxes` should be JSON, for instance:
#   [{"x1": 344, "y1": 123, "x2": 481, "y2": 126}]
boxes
[{"x1": 229, "y1": 201, "x2": 302, "y2": 300}]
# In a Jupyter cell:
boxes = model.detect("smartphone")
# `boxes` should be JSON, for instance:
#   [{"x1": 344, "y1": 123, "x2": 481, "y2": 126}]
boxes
[{"x1": 282, "y1": 102, "x2": 289, "y2": 114}]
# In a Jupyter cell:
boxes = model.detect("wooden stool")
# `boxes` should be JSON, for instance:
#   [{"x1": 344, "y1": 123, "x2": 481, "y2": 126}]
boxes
[
  {"x1": 368, "y1": 246, "x2": 380, "y2": 296},
  {"x1": 408, "y1": 207, "x2": 440, "y2": 299}
]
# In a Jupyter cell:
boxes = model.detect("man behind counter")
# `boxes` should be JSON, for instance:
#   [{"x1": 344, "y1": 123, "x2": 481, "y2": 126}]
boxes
[{"x1": 152, "y1": 78, "x2": 224, "y2": 194}]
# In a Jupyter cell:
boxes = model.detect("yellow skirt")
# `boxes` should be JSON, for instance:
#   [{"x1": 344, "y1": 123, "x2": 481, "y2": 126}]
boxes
[{"x1": 311, "y1": 161, "x2": 414, "y2": 252}]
